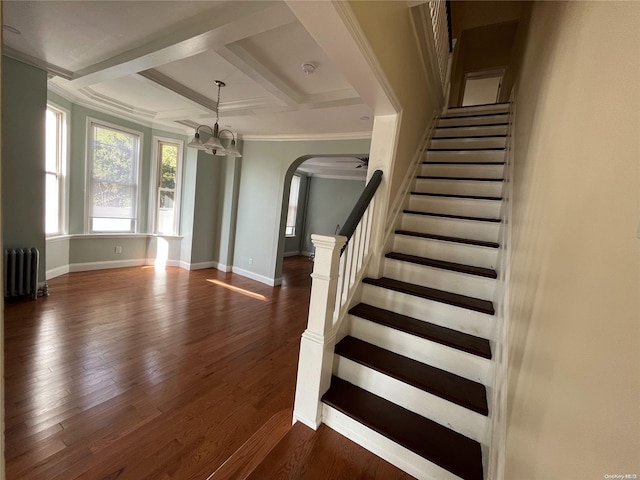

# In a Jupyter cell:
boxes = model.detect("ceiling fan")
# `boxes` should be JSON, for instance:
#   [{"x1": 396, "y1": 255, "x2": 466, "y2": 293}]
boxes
[
  {"x1": 336, "y1": 156, "x2": 369, "y2": 169},
  {"x1": 354, "y1": 156, "x2": 369, "y2": 169}
]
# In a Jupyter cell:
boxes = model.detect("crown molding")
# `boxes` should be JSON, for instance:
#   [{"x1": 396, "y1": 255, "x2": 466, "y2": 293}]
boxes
[
  {"x1": 79, "y1": 87, "x2": 157, "y2": 119},
  {"x1": 305, "y1": 173, "x2": 367, "y2": 181},
  {"x1": 47, "y1": 85, "x2": 191, "y2": 135},
  {"x1": 3, "y1": 46, "x2": 74, "y2": 80},
  {"x1": 242, "y1": 131, "x2": 372, "y2": 141}
]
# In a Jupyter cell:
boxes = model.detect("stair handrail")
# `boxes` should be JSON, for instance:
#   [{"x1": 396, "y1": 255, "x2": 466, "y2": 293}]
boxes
[{"x1": 338, "y1": 169, "x2": 383, "y2": 254}]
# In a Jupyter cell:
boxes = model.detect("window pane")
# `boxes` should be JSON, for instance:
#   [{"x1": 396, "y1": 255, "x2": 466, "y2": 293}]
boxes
[
  {"x1": 92, "y1": 182, "x2": 136, "y2": 218},
  {"x1": 93, "y1": 126, "x2": 136, "y2": 183},
  {"x1": 45, "y1": 109, "x2": 59, "y2": 172},
  {"x1": 160, "y1": 143, "x2": 178, "y2": 189},
  {"x1": 159, "y1": 189, "x2": 174, "y2": 209},
  {"x1": 45, "y1": 173, "x2": 59, "y2": 234},
  {"x1": 155, "y1": 141, "x2": 180, "y2": 235},
  {"x1": 92, "y1": 218, "x2": 133, "y2": 232},
  {"x1": 285, "y1": 176, "x2": 301, "y2": 236},
  {"x1": 157, "y1": 191, "x2": 175, "y2": 235}
]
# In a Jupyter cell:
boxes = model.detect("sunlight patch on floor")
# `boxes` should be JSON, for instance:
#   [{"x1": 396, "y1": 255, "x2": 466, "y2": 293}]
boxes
[{"x1": 206, "y1": 279, "x2": 268, "y2": 301}]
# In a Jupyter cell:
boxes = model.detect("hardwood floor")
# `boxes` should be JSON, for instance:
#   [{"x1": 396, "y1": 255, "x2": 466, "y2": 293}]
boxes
[{"x1": 4, "y1": 257, "x2": 411, "y2": 479}]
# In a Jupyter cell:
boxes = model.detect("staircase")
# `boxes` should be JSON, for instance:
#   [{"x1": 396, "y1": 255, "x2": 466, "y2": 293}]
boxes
[{"x1": 320, "y1": 103, "x2": 510, "y2": 480}]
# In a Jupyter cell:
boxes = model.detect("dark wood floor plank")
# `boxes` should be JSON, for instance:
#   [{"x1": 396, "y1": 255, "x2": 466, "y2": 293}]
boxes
[
  {"x1": 3, "y1": 258, "x2": 387, "y2": 480},
  {"x1": 248, "y1": 422, "x2": 415, "y2": 480}
]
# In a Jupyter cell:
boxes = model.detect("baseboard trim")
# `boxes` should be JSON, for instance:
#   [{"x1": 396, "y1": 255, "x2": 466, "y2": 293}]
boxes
[
  {"x1": 69, "y1": 259, "x2": 146, "y2": 273},
  {"x1": 232, "y1": 266, "x2": 278, "y2": 286},
  {"x1": 283, "y1": 251, "x2": 300, "y2": 258},
  {"x1": 301, "y1": 250, "x2": 314, "y2": 257},
  {"x1": 189, "y1": 261, "x2": 218, "y2": 271},
  {"x1": 217, "y1": 263, "x2": 232, "y2": 273},
  {"x1": 46, "y1": 265, "x2": 70, "y2": 280}
]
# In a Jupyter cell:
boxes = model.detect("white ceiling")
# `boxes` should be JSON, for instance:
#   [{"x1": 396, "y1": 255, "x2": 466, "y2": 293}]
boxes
[
  {"x1": 2, "y1": 0, "x2": 374, "y2": 138},
  {"x1": 297, "y1": 156, "x2": 369, "y2": 181}
]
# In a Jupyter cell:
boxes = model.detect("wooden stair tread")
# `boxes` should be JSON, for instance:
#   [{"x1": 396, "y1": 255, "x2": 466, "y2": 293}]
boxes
[
  {"x1": 335, "y1": 336, "x2": 488, "y2": 415},
  {"x1": 435, "y1": 122, "x2": 508, "y2": 129},
  {"x1": 395, "y1": 229, "x2": 499, "y2": 248},
  {"x1": 386, "y1": 251, "x2": 497, "y2": 279},
  {"x1": 440, "y1": 111, "x2": 509, "y2": 120},
  {"x1": 432, "y1": 135, "x2": 507, "y2": 140},
  {"x1": 422, "y1": 161, "x2": 505, "y2": 165},
  {"x1": 428, "y1": 148, "x2": 506, "y2": 152},
  {"x1": 404, "y1": 210, "x2": 502, "y2": 223},
  {"x1": 411, "y1": 191, "x2": 503, "y2": 201},
  {"x1": 322, "y1": 377, "x2": 484, "y2": 480},
  {"x1": 363, "y1": 277, "x2": 495, "y2": 315},
  {"x1": 417, "y1": 176, "x2": 504, "y2": 182},
  {"x1": 447, "y1": 102, "x2": 510, "y2": 110},
  {"x1": 349, "y1": 303, "x2": 492, "y2": 359}
]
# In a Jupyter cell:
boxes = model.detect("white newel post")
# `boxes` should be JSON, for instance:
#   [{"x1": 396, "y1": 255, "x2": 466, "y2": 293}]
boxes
[{"x1": 293, "y1": 234, "x2": 347, "y2": 429}]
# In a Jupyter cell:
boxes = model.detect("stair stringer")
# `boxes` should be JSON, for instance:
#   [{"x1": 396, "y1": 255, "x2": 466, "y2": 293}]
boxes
[{"x1": 484, "y1": 98, "x2": 516, "y2": 480}]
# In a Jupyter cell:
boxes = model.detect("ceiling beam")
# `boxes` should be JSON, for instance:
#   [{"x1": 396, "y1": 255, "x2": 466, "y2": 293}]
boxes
[
  {"x1": 216, "y1": 44, "x2": 301, "y2": 106},
  {"x1": 136, "y1": 70, "x2": 219, "y2": 113},
  {"x1": 70, "y1": 1, "x2": 297, "y2": 88}
]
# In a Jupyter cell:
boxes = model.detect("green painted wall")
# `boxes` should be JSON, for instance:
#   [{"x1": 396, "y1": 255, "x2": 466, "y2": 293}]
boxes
[
  {"x1": 190, "y1": 150, "x2": 221, "y2": 265},
  {"x1": 1, "y1": 57, "x2": 48, "y2": 281},
  {"x1": 233, "y1": 138, "x2": 370, "y2": 283},
  {"x1": 301, "y1": 177, "x2": 365, "y2": 254}
]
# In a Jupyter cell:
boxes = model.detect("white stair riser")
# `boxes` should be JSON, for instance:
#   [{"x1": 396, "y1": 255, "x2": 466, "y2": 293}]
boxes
[
  {"x1": 426, "y1": 150, "x2": 506, "y2": 163},
  {"x1": 383, "y1": 258, "x2": 496, "y2": 301},
  {"x1": 434, "y1": 125, "x2": 508, "y2": 138},
  {"x1": 334, "y1": 357, "x2": 488, "y2": 443},
  {"x1": 401, "y1": 214, "x2": 501, "y2": 243},
  {"x1": 438, "y1": 113, "x2": 509, "y2": 127},
  {"x1": 362, "y1": 284, "x2": 495, "y2": 339},
  {"x1": 420, "y1": 164, "x2": 504, "y2": 179},
  {"x1": 429, "y1": 137, "x2": 506, "y2": 150},
  {"x1": 414, "y1": 178, "x2": 503, "y2": 197},
  {"x1": 322, "y1": 405, "x2": 462, "y2": 480},
  {"x1": 409, "y1": 196, "x2": 502, "y2": 219},
  {"x1": 393, "y1": 234, "x2": 498, "y2": 269},
  {"x1": 349, "y1": 315, "x2": 491, "y2": 384},
  {"x1": 443, "y1": 104, "x2": 510, "y2": 117}
]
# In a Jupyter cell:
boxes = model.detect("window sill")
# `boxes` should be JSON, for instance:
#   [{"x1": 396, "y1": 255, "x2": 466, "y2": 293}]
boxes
[
  {"x1": 54, "y1": 233, "x2": 185, "y2": 241},
  {"x1": 46, "y1": 234, "x2": 72, "y2": 242}
]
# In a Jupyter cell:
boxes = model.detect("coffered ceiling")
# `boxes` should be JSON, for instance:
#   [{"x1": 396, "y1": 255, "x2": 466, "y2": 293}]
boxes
[{"x1": 2, "y1": 0, "x2": 374, "y2": 138}]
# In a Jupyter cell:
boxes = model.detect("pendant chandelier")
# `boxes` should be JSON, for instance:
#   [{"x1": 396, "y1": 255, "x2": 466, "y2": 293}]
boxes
[{"x1": 187, "y1": 80, "x2": 242, "y2": 157}]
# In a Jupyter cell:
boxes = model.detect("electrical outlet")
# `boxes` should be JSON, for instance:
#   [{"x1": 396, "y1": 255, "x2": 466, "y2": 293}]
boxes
[
  {"x1": 115, "y1": 246, "x2": 123, "y2": 254},
  {"x1": 248, "y1": 258, "x2": 253, "y2": 265}
]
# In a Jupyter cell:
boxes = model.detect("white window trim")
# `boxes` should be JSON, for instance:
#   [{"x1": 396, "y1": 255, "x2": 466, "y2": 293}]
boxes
[
  {"x1": 149, "y1": 136, "x2": 184, "y2": 236},
  {"x1": 46, "y1": 103, "x2": 70, "y2": 236},
  {"x1": 85, "y1": 117, "x2": 143, "y2": 234}
]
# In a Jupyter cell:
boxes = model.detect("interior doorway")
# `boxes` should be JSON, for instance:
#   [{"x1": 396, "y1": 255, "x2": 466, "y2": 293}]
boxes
[{"x1": 462, "y1": 69, "x2": 504, "y2": 106}]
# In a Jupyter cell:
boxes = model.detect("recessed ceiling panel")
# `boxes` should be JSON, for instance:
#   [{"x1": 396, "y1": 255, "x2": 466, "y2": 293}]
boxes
[
  {"x1": 218, "y1": 104, "x2": 374, "y2": 136},
  {"x1": 3, "y1": 1, "x2": 228, "y2": 71},
  {"x1": 235, "y1": 22, "x2": 354, "y2": 97},
  {"x1": 91, "y1": 76, "x2": 202, "y2": 112},
  {"x1": 154, "y1": 50, "x2": 275, "y2": 105}
]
